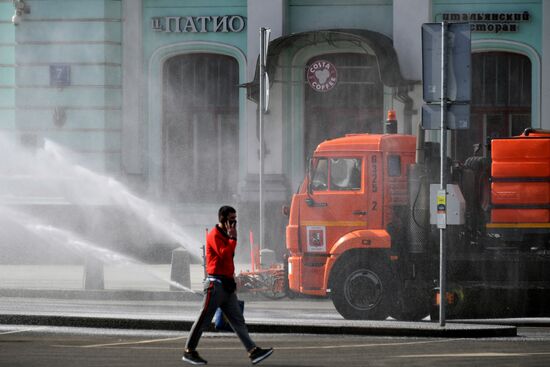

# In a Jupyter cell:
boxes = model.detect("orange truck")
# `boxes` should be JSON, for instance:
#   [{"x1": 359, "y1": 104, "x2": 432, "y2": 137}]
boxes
[{"x1": 285, "y1": 128, "x2": 550, "y2": 320}]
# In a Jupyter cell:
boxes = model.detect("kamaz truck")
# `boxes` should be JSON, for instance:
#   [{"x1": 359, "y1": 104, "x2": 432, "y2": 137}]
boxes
[{"x1": 285, "y1": 127, "x2": 550, "y2": 320}]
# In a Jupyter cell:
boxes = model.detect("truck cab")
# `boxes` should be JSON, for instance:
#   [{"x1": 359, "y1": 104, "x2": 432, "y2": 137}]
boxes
[{"x1": 286, "y1": 133, "x2": 416, "y2": 319}]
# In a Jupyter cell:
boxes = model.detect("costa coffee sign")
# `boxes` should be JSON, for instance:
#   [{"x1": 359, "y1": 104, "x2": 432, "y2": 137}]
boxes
[{"x1": 307, "y1": 60, "x2": 337, "y2": 92}]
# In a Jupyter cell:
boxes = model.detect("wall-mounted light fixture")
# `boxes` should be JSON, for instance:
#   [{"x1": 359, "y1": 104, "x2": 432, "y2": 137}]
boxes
[{"x1": 12, "y1": 0, "x2": 30, "y2": 26}]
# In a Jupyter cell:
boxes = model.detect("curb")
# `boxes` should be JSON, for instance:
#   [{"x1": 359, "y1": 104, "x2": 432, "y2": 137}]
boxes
[
  {"x1": 0, "y1": 288, "x2": 270, "y2": 302},
  {"x1": 0, "y1": 314, "x2": 517, "y2": 338},
  {"x1": 0, "y1": 288, "x2": 202, "y2": 302},
  {"x1": 0, "y1": 289, "x2": 520, "y2": 338}
]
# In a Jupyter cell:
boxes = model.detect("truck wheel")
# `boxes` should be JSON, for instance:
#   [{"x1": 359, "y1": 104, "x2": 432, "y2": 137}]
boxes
[
  {"x1": 331, "y1": 258, "x2": 390, "y2": 320},
  {"x1": 390, "y1": 288, "x2": 431, "y2": 321}
]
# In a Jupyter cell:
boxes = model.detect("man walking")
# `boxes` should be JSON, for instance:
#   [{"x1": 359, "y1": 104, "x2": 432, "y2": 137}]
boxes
[{"x1": 183, "y1": 205, "x2": 273, "y2": 365}]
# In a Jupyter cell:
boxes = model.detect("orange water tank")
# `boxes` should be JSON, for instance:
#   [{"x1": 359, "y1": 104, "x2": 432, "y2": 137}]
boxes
[{"x1": 490, "y1": 131, "x2": 550, "y2": 223}]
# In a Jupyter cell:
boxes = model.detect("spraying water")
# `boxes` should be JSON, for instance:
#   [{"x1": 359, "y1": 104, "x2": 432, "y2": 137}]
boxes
[
  {"x1": 42, "y1": 139, "x2": 203, "y2": 258},
  {"x1": 0, "y1": 206, "x2": 194, "y2": 292},
  {"x1": 29, "y1": 225, "x2": 194, "y2": 293},
  {"x1": 0, "y1": 132, "x2": 203, "y2": 260}
]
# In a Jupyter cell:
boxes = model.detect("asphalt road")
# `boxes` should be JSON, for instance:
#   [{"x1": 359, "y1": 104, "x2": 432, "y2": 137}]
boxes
[{"x1": 2, "y1": 325, "x2": 550, "y2": 367}]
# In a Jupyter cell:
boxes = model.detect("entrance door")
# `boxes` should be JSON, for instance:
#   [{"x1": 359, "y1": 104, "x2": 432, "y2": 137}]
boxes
[
  {"x1": 162, "y1": 54, "x2": 239, "y2": 202},
  {"x1": 304, "y1": 53, "x2": 383, "y2": 158},
  {"x1": 452, "y1": 52, "x2": 531, "y2": 160}
]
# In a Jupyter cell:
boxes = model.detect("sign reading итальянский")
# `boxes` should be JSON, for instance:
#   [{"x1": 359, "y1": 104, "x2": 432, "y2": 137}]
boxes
[{"x1": 441, "y1": 11, "x2": 530, "y2": 33}]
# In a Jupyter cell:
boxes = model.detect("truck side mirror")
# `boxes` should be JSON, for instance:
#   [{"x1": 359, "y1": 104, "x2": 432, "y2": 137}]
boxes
[{"x1": 282, "y1": 205, "x2": 290, "y2": 216}]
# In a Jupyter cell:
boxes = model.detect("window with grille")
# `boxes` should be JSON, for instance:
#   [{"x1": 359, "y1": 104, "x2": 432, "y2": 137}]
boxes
[
  {"x1": 453, "y1": 52, "x2": 531, "y2": 160},
  {"x1": 162, "y1": 54, "x2": 239, "y2": 202}
]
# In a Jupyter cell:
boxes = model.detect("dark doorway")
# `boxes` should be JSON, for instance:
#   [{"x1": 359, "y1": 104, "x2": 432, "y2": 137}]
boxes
[
  {"x1": 162, "y1": 53, "x2": 239, "y2": 202},
  {"x1": 304, "y1": 53, "x2": 384, "y2": 158},
  {"x1": 453, "y1": 52, "x2": 531, "y2": 160}
]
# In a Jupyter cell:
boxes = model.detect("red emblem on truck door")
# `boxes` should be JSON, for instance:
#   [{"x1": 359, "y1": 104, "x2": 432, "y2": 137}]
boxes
[{"x1": 307, "y1": 226, "x2": 326, "y2": 252}]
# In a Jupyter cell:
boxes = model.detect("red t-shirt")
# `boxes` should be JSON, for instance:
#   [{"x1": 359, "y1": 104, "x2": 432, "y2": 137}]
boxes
[{"x1": 206, "y1": 225, "x2": 237, "y2": 278}]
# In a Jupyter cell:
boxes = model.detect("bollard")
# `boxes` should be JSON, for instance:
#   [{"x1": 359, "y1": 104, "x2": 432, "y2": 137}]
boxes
[
  {"x1": 83, "y1": 257, "x2": 104, "y2": 290},
  {"x1": 170, "y1": 248, "x2": 190, "y2": 290}
]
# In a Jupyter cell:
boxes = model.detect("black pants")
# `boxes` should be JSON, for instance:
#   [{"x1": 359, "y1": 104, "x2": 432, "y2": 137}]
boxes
[{"x1": 185, "y1": 279, "x2": 256, "y2": 352}]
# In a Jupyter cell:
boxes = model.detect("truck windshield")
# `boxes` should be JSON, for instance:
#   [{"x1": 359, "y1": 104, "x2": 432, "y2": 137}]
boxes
[
  {"x1": 330, "y1": 158, "x2": 361, "y2": 191},
  {"x1": 311, "y1": 157, "x2": 361, "y2": 191}
]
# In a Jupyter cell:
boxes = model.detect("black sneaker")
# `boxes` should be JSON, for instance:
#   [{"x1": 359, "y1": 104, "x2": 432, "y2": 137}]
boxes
[
  {"x1": 249, "y1": 347, "x2": 273, "y2": 365},
  {"x1": 182, "y1": 350, "x2": 207, "y2": 365}
]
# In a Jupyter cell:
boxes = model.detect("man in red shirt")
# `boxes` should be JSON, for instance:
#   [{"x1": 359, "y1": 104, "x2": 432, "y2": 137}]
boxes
[{"x1": 183, "y1": 206, "x2": 273, "y2": 365}]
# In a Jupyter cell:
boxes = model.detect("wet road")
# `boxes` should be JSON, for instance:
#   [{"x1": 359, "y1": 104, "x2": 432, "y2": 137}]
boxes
[{"x1": 2, "y1": 325, "x2": 550, "y2": 367}]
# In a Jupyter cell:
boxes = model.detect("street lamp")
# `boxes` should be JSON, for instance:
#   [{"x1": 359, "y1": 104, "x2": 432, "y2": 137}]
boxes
[{"x1": 12, "y1": 0, "x2": 30, "y2": 26}]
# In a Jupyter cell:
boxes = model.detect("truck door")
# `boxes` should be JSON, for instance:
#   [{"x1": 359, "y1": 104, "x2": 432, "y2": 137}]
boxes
[{"x1": 301, "y1": 155, "x2": 371, "y2": 254}]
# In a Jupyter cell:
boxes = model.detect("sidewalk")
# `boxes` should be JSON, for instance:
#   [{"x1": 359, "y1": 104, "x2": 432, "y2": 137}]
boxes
[
  {"x1": 0, "y1": 264, "x2": 518, "y2": 338},
  {"x1": 0, "y1": 263, "x2": 208, "y2": 292}
]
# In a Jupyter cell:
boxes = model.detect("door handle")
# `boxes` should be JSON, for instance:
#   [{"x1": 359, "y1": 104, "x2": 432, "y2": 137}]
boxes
[
  {"x1": 306, "y1": 198, "x2": 328, "y2": 207},
  {"x1": 353, "y1": 210, "x2": 367, "y2": 215}
]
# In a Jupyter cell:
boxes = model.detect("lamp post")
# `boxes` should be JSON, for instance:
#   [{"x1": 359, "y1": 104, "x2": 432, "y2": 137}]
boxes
[{"x1": 259, "y1": 27, "x2": 270, "y2": 249}]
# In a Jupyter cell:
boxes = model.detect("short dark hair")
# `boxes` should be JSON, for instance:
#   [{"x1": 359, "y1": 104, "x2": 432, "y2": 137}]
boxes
[{"x1": 218, "y1": 205, "x2": 236, "y2": 221}]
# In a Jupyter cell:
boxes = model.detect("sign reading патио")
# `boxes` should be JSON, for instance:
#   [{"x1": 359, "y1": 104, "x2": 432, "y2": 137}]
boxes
[
  {"x1": 307, "y1": 60, "x2": 337, "y2": 92},
  {"x1": 151, "y1": 15, "x2": 246, "y2": 33},
  {"x1": 441, "y1": 11, "x2": 530, "y2": 33}
]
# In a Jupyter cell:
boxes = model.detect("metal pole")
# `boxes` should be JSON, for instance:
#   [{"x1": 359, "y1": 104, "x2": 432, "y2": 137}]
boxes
[
  {"x1": 439, "y1": 21, "x2": 448, "y2": 327},
  {"x1": 259, "y1": 27, "x2": 266, "y2": 250}
]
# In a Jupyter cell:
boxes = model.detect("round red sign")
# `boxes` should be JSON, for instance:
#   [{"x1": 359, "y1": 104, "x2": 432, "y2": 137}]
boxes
[{"x1": 306, "y1": 60, "x2": 338, "y2": 92}]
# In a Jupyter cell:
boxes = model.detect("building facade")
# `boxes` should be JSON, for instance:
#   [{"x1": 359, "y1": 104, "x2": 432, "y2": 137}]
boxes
[{"x1": 1, "y1": 0, "x2": 549, "y2": 258}]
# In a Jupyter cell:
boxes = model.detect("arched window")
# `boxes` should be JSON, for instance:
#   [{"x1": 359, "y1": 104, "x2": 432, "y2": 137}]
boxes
[
  {"x1": 453, "y1": 52, "x2": 531, "y2": 160},
  {"x1": 304, "y1": 53, "x2": 383, "y2": 157},
  {"x1": 162, "y1": 53, "x2": 239, "y2": 202}
]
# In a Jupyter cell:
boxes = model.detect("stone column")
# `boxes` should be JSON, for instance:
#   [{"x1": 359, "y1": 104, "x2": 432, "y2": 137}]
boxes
[
  {"x1": 240, "y1": 0, "x2": 289, "y2": 255},
  {"x1": 393, "y1": 0, "x2": 431, "y2": 135},
  {"x1": 393, "y1": 0, "x2": 432, "y2": 81},
  {"x1": 122, "y1": 0, "x2": 143, "y2": 176}
]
